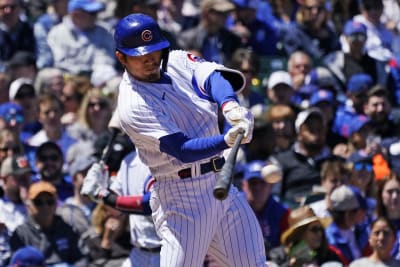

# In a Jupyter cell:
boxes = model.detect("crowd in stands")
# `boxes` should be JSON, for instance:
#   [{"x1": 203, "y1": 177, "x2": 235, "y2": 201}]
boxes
[{"x1": 2, "y1": 0, "x2": 400, "y2": 266}]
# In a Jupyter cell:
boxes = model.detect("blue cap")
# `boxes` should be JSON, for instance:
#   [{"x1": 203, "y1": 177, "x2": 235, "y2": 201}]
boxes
[
  {"x1": 0, "y1": 102, "x2": 23, "y2": 122},
  {"x1": 243, "y1": 160, "x2": 265, "y2": 180},
  {"x1": 9, "y1": 246, "x2": 45, "y2": 267},
  {"x1": 348, "y1": 149, "x2": 373, "y2": 164},
  {"x1": 310, "y1": 89, "x2": 334, "y2": 106},
  {"x1": 232, "y1": 0, "x2": 258, "y2": 9},
  {"x1": 343, "y1": 20, "x2": 367, "y2": 36},
  {"x1": 347, "y1": 73, "x2": 373, "y2": 94},
  {"x1": 68, "y1": 0, "x2": 105, "y2": 13},
  {"x1": 348, "y1": 115, "x2": 371, "y2": 136}
]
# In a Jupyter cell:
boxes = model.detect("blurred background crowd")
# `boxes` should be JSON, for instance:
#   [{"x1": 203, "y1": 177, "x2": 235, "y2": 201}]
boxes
[{"x1": 1, "y1": 0, "x2": 400, "y2": 266}]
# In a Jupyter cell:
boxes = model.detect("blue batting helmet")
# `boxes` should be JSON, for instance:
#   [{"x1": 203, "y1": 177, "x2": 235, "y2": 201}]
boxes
[{"x1": 114, "y1": 13, "x2": 170, "y2": 57}]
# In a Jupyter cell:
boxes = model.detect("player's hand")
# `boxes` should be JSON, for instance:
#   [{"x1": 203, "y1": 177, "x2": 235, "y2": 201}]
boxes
[
  {"x1": 81, "y1": 163, "x2": 109, "y2": 202},
  {"x1": 224, "y1": 122, "x2": 253, "y2": 147},
  {"x1": 222, "y1": 101, "x2": 254, "y2": 127}
]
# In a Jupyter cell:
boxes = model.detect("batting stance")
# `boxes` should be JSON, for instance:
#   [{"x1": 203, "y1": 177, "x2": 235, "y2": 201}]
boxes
[{"x1": 113, "y1": 13, "x2": 266, "y2": 267}]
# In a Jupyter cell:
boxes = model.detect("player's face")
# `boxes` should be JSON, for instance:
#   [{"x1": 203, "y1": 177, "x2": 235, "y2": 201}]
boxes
[{"x1": 116, "y1": 50, "x2": 162, "y2": 82}]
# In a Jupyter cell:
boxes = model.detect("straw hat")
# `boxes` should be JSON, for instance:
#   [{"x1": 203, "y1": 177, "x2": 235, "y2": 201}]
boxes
[{"x1": 281, "y1": 205, "x2": 320, "y2": 245}]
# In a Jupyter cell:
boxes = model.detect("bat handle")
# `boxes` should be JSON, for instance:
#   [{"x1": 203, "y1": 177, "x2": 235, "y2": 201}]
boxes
[{"x1": 213, "y1": 131, "x2": 244, "y2": 200}]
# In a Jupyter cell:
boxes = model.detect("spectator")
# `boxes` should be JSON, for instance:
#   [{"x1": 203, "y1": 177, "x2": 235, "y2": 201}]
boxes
[
  {"x1": 241, "y1": 160, "x2": 290, "y2": 253},
  {"x1": 33, "y1": 141, "x2": 73, "y2": 202},
  {"x1": 364, "y1": 85, "x2": 396, "y2": 139},
  {"x1": 0, "y1": 102, "x2": 25, "y2": 139},
  {"x1": 309, "y1": 88, "x2": 344, "y2": 149},
  {"x1": 0, "y1": 128, "x2": 24, "y2": 164},
  {"x1": 325, "y1": 184, "x2": 371, "y2": 264},
  {"x1": 82, "y1": 203, "x2": 131, "y2": 267},
  {"x1": 349, "y1": 217, "x2": 400, "y2": 267},
  {"x1": 265, "y1": 70, "x2": 295, "y2": 107},
  {"x1": 228, "y1": 48, "x2": 265, "y2": 112},
  {"x1": 324, "y1": 20, "x2": 387, "y2": 89},
  {"x1": 228, "y1": 0, "x2": 279, "y2": 56},
  {"x1": 5, "y1": 51, "x2": 37, "y2": 81},
  {"x1": 287, "y1": 50, "x2": 313, "y2": 90},
  {"x1": 27, "y1": 93, "x2": 77, "y2": 158},
  {"x1": 353, "y1": 0, "x2": 393, "y2": 62},
  {"x1": 8, "y1": 78, "x2": 41, "y2": 143},
  {"x1": 47, "y1": 0, "x2": 116, "y2": 76},
  {"x1": 375, "y1": 173, "x2": 400, "y2": 259},
  {"x1": 280, "y1": 0, "x2": 340, "y2": 60},
  {"x1": 264, "y1": 104, "x2": 296, "y2": 153},
  {"x1": 176, "y1": 0, "x2": 242, "y2": 64},
  {"x1": 7, "y1": 246, "x2": 45, "y2": 267},
  {"x1": 309, "y1": 156, "x2": 349, "y2": 219},
  {"x1": 269, "y1": 205, "x2": 345, "y2": 266},
  {"x1": 9, "y1": 181, "x2": 87, "y2": 266},
  {"x1": 60, "y1": 74, "x2": 91, "y2": 126},
  {"x1": 67, "y1": 87, "x2": 113, "y2": 143},
  {"x1": 0, "y1": 0, "x2": 36, "y2": 71},
  {"x1": 269, "y1": 107, "x2": 331, "y2": 207},
  {"x1": 34, "y1": 0, "x2": 68, "y2": 69},
  {"x1": 34, "y1": 67, "x2": 65, "y2": 97},
  {"x1": 332, "y1": 73, "x2": 373, "y2": 139},
  {"x1": 0, "y1": 155, "x2": 32, "y2": 265}
]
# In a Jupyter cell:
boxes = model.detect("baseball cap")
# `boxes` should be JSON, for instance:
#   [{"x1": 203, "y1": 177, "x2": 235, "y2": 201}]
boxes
[
  {"x1": 309, "y1": 89, "x2": 334, "y2": 106},
  {"x1": 347, "y1": 73, "x2": 373, "y2": 94},
  {"x1": 295, "y1": 107, "x2": 324, "y2": 133},
  {"x1": 330, "y1": 185, "x2": 360, "y2": 211},
  {"x1": 307, "y1": 67, "x2": 337, "y2": 90},
  {"x1": 9, "y1": 77, "x2": 35, "y2": 100},
  {"x1": 232, "y1": 0, "x2": 258, "y2": 9},
  {"x1": 0, "y1": 102, "x2": 24, "y2": 123},
  {"x1": 6, "y1": 51, "x2": 36, "y2": 70},
  {"x1": 69, "y1": 155, "x2": 96, "y2": 177},
  {"x1": 0, "y1": 155, "x2": 31, "y2": 177},
  {"x1": 8, "y1": 246, "x2": 45, "y2": 267},
  {"x1": 68, "y1": 0, "x2": 105, "y2": 13},
  {"x1": 267, "y1": 70, "x2": 292, "y2": 89},
  {"x1": 243, "y1": 160, "x2": 265, "y2": 180},
  {"x1": 200, "y1": 0, "x2": 235, "y2": 12},
  {"x1": 28, "y1": 181, "x2": 57, "y2": 200},
  {"x1": 343, "y1": 20, "x2": 367, "y2": 36},
  {"x1": 347, "y1": 115, "x2": 371, "y2": 136}
]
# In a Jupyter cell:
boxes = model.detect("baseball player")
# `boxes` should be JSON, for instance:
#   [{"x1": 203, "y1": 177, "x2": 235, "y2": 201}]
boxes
[{"x1": 110, "y1": 13, "x2": 266, "y2": 267}]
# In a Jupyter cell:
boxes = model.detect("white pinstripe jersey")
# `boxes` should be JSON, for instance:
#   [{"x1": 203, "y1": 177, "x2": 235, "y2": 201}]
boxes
[
  {"x1": 109, "y1": 151, "x2": 161, "y2": 249},
  {"x1": 117, "y1": 50, "x2": 226, "y2": 180}
]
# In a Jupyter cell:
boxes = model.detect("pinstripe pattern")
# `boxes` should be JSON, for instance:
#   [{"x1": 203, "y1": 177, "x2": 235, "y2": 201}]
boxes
[
  {"x1": 122, "y1": 247, "x2": 161, "y2": 267},
  {"x1": 150, "y1": 173, "x2": 266, "y2": 267},
  {"x1": 118, "y1": 50, "x2": 267, "y2": 267}
]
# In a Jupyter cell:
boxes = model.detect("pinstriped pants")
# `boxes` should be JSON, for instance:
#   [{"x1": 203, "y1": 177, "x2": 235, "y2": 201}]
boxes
[{"x1": 150, "y1": 173, "x2": 267, "y2": 267}]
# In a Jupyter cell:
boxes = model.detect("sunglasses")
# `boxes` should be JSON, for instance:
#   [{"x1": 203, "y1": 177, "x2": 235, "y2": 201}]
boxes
[
  {"x1": 39, "y1": 154, "x2": 60, "y2": 162},
  {"x1": 308, "y1": 226, "x2": 324, "y2": 233},
  {"x1": 0, "y1": 145, "x2": 19, "y2": 153},
  {"x1": 348, "y1": 34, "x2": 367, "y2": 42},
  {"x1": 33, "y1": 198, "x2": 56, "y2": 207},
  {"x1": 4, "y1": 114, "x2": 23, "y2": 123},
  {"x1": 88, "y1": 101, "x2": 108, "y2": 109},
  {"x1": 304, "y1": 5, "x2": 324, "y2": 12},
  {"x1": 354, "y1": 162, "x2": 373, "y2": 172}
]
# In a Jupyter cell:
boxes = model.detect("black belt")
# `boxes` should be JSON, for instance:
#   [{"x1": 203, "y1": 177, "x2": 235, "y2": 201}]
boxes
[
  {"x1": 136, "y1": 246, "x2": 161, "y2": 253},
  {"x1": 178, "y1": 157, "x2": 225, "y2": 179}
]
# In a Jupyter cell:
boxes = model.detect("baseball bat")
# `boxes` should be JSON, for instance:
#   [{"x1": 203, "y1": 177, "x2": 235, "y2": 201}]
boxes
[
  {"x1": 213, "y1": 131, "x2": 244, "y2": 200},
  {"x1": 99, "y1": 127, "x2": 120, "y2": 165}
]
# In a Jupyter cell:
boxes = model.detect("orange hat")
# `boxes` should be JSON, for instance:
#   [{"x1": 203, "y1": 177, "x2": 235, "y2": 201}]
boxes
[{"x1": 28, "y1": 181, "x2": 57, "y2": 200}]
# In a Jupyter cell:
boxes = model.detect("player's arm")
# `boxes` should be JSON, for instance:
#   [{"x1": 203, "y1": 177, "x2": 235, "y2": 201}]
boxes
[
  {"x1": 80, "y1": 163, "x2": 152, "y2": 215},
  {"x1": 159, "y1": 71, "x2": 253, "y2": 163}
]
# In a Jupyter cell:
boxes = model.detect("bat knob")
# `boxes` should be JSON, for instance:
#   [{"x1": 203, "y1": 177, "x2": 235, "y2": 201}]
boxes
[{"x1": 213, "y1": 187, "x2": 228, "y2": 200}]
